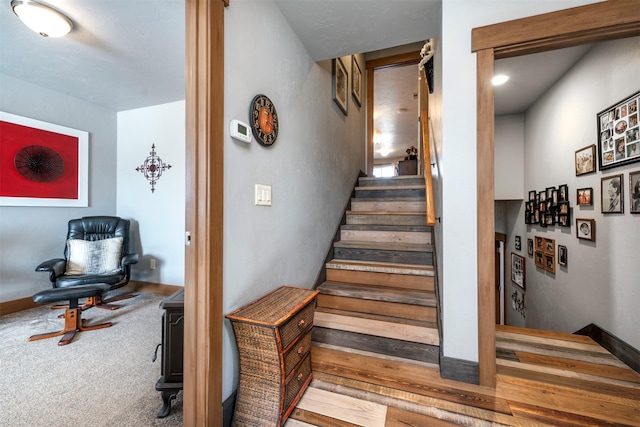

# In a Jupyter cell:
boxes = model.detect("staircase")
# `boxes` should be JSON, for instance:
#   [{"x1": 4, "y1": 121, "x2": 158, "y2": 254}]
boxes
[{"x1": 312, "y1": 175, "x2": 440, "y2": 365}]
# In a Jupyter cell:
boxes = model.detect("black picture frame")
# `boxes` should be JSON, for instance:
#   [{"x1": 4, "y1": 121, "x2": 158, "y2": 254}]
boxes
[
  {"x1": 630, "y1": 170, "x2": 640, "y2": 214},
  {"x1": 527, "y1": 238, "x2": 533, "y2": 256},
  {"x1": 332, "y1": 57, "x2": 348, "y2": 115},
  {"x1": 511, "y1": 252, "x2": 525, "y2": 290},
  {"x1": 515, "y1": 235, "x2": 521, "y2": 251},
  {"x1": 558, "y1": 245, "x2": 567, "y2": 266},
  {"x1": 597, "y1": 90, "x2": 640, "y2": 171},
  {"x1": 601, "y1": 174, "x2": 624, "y2": 214},
  {"x1": 558, "y1": 184, "x2": 568, "y2": 202}
]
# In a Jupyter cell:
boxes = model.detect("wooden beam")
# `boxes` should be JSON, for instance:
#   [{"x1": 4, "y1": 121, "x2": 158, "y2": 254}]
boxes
[
  {"x1": 476, "y1": 48, "x2": 496, "y2": 388},
  {"x1": 366, "y1": 51, "x2": 421, "y2": 70},
  {"x1": 184, "y1": 0, "x2": 224, "y2": 425}
]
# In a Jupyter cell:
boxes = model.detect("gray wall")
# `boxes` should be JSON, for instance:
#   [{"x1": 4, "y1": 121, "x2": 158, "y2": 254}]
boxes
[
  {"x1": 0, "y1": 74, "x2": 117, "y2": 302},
  {"x1": 523, "y1": 37, "x2": 640, "y2": 349},
  {"x1": 221, "y1": 1, "x2": 366, "y2": 399}
]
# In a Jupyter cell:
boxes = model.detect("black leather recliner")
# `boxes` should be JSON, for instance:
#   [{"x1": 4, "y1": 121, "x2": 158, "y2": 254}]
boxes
[{"x1": 36, "y1": 216, "x2": 139, "y2": 310}]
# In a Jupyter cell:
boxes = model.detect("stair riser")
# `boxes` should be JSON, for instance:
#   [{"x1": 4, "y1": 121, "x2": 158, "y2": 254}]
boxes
[
  {"x1": 333, "y1": 247, "x2": 433, "y2": 266},
  {"x1": 314, "y1": 311, "x2": 439, "y2": 346},
  {"x1": 326, "y1": 269, "x2": 435, "y2": 291},
  {"x1": 358, "y1": 177, "x2": 425, "y2": 187},
  {"x1": 346, "y1": 214, "x2": 427, "y2": 226},
  {"x1": 340, "y1": 229, "x2": 430, "y2": 244},
  {"x1": 317, "y1": 294, "x2": 436, "y2": 323},
  {"x1": 313, "y1": 327, "x2": 439, "y2": 364},
  {"x1": 350, "y1": 200, "x2": 425, "y2": 212},
  {"x1": 355, "y1": 188, "x2": 425, "y2": 199}
]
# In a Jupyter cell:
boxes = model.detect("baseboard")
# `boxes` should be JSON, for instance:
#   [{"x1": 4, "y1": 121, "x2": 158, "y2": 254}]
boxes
[
  {"x1": 125, "y1": 281, "x2": 183, "y2": 296},
  {"x1": 222, "y1": 391, "x2": 236, "y2": 427},
  {"x1": 575, "y1": 323, "x2": 640, "y2": 374},
  {"x1": 0, "y1": 296, "x2": 39, "y2": 316},
  {"x1": 440, "y1": 355, "x2": 479, "y2": 385}
]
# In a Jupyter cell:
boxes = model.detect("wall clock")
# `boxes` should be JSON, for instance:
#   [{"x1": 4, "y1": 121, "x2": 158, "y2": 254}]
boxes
[{"x1": 250, "y1": 94, "x2": 279, "y2": 147}]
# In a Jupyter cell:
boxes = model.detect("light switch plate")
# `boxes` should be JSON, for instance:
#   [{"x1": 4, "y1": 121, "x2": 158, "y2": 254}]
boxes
[{"x1": 255, "y1": 184, "x2": 272, "y2": 206}]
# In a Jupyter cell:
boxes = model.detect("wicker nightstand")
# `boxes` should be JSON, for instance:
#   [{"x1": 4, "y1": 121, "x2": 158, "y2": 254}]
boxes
[{"x1": 226, "y1": 286, "x2": 319, "y2": 427}]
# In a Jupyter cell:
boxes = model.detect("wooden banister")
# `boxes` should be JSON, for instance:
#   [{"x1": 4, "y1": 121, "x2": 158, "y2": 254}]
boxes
[{"x1": 420, "y1": 70, "x2": 436, "y2": 227}]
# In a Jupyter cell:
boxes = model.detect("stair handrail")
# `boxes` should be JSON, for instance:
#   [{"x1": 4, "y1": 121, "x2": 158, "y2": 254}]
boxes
[{"x1": 419, "y1": 58, "x2": 436, "y2": 227}]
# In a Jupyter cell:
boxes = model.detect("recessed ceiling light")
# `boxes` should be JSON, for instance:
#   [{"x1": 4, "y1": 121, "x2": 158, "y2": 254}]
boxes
[
  {"x1": 492, "y1": 74, "x2": 510, "y2": 86},
  {"x1": 11, "y1": 0, "x2": 73, "y2": 38}
]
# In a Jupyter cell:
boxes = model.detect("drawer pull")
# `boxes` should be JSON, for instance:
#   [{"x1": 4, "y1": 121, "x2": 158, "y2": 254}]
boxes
[
  {"x1": 297, "y1": 319, "x2": 305, "y2": 327},
  {"x1": 297, "y1": 346, "x2": 304, "y2": 355},
  {"x1": 297, "y1": 373, "x2": 303, "y2": 381}
]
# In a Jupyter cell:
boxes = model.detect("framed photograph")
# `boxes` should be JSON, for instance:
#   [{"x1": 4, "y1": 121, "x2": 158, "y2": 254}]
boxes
[
  {"x1": 576, "y1": 218, "x2": 596, "y2": 241},
  {"x1": 543, "y1": 237, "x2": 555, "y2": 255},
  {"x1": 558, "y1": 184, "x2": 568, "y2": 202},
  {"x1": 601, "y1": 174, "x2": 624, "y2": 213},
  {"x1": 558, "y1": 201, "x2": 570, "y2": 216},
  {"x1": 515, "y1": 235, "x2": 521, "y2": 251},
  {"x1": 597, "y1": 90, "x2": 640, "y2": 170},
  {"x1": 546, "y1": 187, "x2": 556, "y2": 204},
  {"x1": 577, "y1": 187, "x2": 593, "y2": 206},
  {"x1": 511, "y1": 252, "x2": 525, "y2": 290},
  {"x1": 575, "y1": 144, "x2": 596, "y2": 176},
  {"x1": 558, "y1": 245, "x2": 567, "y2": 266},
  {"x1": 527, "y1": 238, "x2": 533, "y2": 256},
  {"x1": 534, "y1": 250, "x2": 544, "y2": 269},
  {"x1": 558, "y1": 214, "x2": 570, "y2": 227},
  {"x1": 629, "y1": 170, "x2": 640, "y2": 214},
  {"x1": 528, "y1": 190, "x2": 536, "y2": 201},
  {"x1": 351, "y1": 56, "x2": 362, "y2": 108},
  {"x1": 535, "y1": 236, "x2": 544, "y2": 251},
  {"x1": 332, "y1": 57, "x2": 348, "y2": 115},
  {"x1": 524, "y1": 202, "x2": 531, "y2": 224},
  {"x1": 0, "y1": 111, "x2": 88, "y2": 207},
  {"x1": 544, "y1": 254, "x2": 556, "y2": 274}
]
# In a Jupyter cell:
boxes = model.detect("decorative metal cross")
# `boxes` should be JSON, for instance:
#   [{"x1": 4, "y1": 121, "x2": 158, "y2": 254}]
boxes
[{"x1": 136, "y1": 144, "x2": 171, "y2": 193}]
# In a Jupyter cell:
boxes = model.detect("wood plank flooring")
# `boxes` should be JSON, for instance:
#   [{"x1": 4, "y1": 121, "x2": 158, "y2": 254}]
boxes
[{"x1": 286, "y1": 325, "x2": 640, "y2": 427}]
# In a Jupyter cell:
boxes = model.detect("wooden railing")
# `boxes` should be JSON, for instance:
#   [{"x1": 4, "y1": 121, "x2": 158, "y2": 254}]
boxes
[{"x1": 419, "y1": 70, "x2": 436, "y2": 227}]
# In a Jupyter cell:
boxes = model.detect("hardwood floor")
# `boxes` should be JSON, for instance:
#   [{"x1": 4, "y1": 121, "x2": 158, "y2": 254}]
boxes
[{"x1": 286, "y1": 325, "x2": 640, "y2": 427}]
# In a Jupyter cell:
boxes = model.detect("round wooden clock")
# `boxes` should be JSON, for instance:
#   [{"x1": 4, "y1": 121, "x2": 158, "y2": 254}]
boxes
[{"x1": 250, "y1": 94, "x2": 279, "y2": 147}]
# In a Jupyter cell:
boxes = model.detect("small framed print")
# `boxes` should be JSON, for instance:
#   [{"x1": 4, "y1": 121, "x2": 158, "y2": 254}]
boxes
[
  {"x1": 558, "y1": 214, "x2": 570, "y2": 227},
  {"x1": 575, "y1": 144, "x2": 596, "y2": 176},
  {"x1": 351, "y1": 56, "x2": 362, "y2": 108},
  {"x1": 544, "y1": 254, "x2": 556, "y2": 274},
  {"x1": 558, "y1": 184, "x2": 568, "y2": 202},
  {"x1": 558, "y1": 245, "x2": 567, "y2": 266},
  {"x1": 527, "y1": 238, "x2": 533, "y2": 256},
  {"x1": 630, "y1": 170, "x2": 640, "y2": 213},
  {"x1": 577, "y1": 187, "x2": 593, "y2": 206},
  {"x1": 535, "y1": 236, "x2": 544, "y2": 251},
  {"x1": 576, "y1": 218, "x2": 595, "y2": 241},
  {"x1": 515, "y1": 235, "x2": 521, "y2": 251},
  {"x1": 511, "y1": 252, "x2": 525, "y2": 290},
  {"x1": 535, "y1": 250, "x2": 544, "y2": 269},
  {"x1": 601, "y1": 174, "x2": 624, "y2": 214},
  {"x1": 597, "y1": 90, "x2": 640, "y2": 171},
  {"x1": 546, "y1": 187, "x2": 556, "y2": 204},
  {"x1": 529, "y1": 190, "x2": 536, "y2": 201},
  {"x1": 543, "y1": 237, "x2": 555, "y2": 255},
  {"x1": 332, "y1": 57, "x2": 348, "y2": 115}
]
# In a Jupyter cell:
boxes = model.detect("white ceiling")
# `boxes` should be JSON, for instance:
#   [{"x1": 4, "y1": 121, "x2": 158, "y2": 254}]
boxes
[{"x1": 0, "y1": 0, "x2": 591, "y2": 159}]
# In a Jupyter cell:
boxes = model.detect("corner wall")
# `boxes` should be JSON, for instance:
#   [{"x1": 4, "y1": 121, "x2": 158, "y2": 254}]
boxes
[
  {"x1": 0, "y1": 74, "x2": 117, "y2": 302},
  {"x1": 222, "y1": 1, "x2": 366, "y2": 399}
]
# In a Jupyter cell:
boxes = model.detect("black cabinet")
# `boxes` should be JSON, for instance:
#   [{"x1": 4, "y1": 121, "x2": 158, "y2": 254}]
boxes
[{"x1": 155, "y1": 288, "x2": 184, "y2": 418}]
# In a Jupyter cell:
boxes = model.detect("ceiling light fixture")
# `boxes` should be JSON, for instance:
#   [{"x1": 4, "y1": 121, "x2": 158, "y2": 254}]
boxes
[
  {"x1": 492, "y1": 74, "x2": 510, "y2": 86},
  {"x1": 11, "y1": 0, "x2": 73, "y2": 38}
]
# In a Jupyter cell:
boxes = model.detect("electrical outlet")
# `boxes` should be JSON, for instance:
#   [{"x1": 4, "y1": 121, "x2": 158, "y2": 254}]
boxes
[
  {"x1": 255, "y1": 184, "x2": 272, "y2": 206},
  {"x1": 150, "y1": 258, "x2": 156, "y2": 270}
]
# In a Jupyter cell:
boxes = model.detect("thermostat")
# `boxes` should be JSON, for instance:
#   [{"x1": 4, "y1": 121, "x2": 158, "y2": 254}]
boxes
[{"x1": 230, "y1": 119, "x2": 252, "y2": 144}]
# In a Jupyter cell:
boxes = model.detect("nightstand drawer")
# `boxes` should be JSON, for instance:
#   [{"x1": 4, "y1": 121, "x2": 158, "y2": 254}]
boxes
[
  {"x1": 283, "y1": 353, "x2": 312, "y2": 412},
  {"x1": 279, "y1": 299, "x2": 316, "y2": 350},
  {"x1": 283, "y1": 330, "x2": 312, "y2": 377}
]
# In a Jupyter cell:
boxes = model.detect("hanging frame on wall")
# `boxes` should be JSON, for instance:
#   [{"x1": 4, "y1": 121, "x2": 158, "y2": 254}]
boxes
[{"x1": 597, "y1": 90, "x2": 640, "y2": 171}]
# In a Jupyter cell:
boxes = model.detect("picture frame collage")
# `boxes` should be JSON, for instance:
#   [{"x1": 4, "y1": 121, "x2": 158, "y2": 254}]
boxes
[
  {"x1": 332, "y1": 55, "x2": 363, "y2": 116},
  {"x1": 525, "y1": 184, "x2": 570, "y2": 227},
  {"x1": 597, "y1": 90, "x2": 640, "y2": 170},
  {"x1": 534, "y1": 236, "x2": 557, "y2": 273}
]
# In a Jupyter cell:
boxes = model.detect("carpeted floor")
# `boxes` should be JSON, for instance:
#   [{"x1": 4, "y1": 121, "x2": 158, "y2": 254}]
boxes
[{"x1": 0, "y1": 292, "x2": 183, "y2": 427}]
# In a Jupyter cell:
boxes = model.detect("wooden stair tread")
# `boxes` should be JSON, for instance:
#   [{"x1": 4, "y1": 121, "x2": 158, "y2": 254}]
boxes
[
  {"x1": 497, "y1": 324, "x2": 597, "y2": 345},
  {"x1": 326, "y1": 259, "x2": 435, "y2": 276},
  {"x1": 333, "y1": 240, "x2": 432, "y2": 252},
  {"x1": 316, "y1": 307, "x2": 437, "y2": 329},
  {"x1": 351, "y1": 196, "x2": 425, "y2": 202},
  {"x1": 318, "y1": 281, "x2": 436, "y2": 307},
  {"x1": 341, "y1": 224, "x2": 431, "y2": 232},
  {"x1": 346, "y1": 210, "x2": 427, "y2": 215},
  {"x1": 356, "y1": 184, "x2": 426, "y2": 191}
]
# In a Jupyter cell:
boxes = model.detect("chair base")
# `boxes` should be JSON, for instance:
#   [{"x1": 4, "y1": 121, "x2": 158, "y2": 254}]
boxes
[
  {"x1": 51, "y1": 292, "x2": 136, "y2": 311},
  {"x1": 29, "y1": 307, "x2": 112, "y2": 346}
]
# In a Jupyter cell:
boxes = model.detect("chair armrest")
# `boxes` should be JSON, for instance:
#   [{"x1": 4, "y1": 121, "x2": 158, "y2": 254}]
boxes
[
  {"x1": 35, "y1": 258, "x2": 66, "y2": 283},
  {"x1": 122, "y1": 253, "x2": 139, "y2": 268}
]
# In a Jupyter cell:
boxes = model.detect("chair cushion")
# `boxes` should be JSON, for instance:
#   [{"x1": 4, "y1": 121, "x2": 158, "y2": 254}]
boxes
[{"x1": 65, "y1": 237, "x2": 123, "y2": 275}]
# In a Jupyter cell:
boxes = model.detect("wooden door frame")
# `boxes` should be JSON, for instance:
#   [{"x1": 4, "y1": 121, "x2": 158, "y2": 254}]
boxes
[
  {"x1": 472, "y1": 0, "x2": 640, "y2": 387},
  {"x1": 365, "y1": 51, "x2": 421, "y2": 176},
  {"x1": 494, "y1": 232, "x2": 506, "y2": 325},
  {"x1": 184, "y1": 0, "x2": 227, "y2": 425}
]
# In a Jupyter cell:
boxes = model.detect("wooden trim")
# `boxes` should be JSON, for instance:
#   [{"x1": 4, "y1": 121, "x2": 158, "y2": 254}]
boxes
[
  {"x1": 471, "y1": 0, "x2": 640, "y2": 58},
  {"x1": 184, "y1": 0, "x2": 225, "y2": 425},
  {"x1": 474, "y1": 0, "x2": 640, "y2": 390},
  {"x1": 419, "y1": 70, "x2": 436, "y2": 227},
  {"x1": 125, "y1": 281, "x2": 183, "y2": 297},
  {"x1": 0, "y1": 296, "x2": 38, "y2": 315},
  {"x1": 575, "y1": 323, "x2": 640, "y2": 374},
  {"x1": 440, "y1": 355, "x2": 479, "y2": 385},
  {"x1": 477, "y1": 48, "x2": 496, "y2": 388},
  {"x1": 366, "y1": 51, "x2": 421, "y2": 70}
]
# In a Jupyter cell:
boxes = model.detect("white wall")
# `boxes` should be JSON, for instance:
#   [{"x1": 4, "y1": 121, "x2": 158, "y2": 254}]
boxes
[
  {"x1": 0, "y1": 74, "x2": 117, "y2": 302},
  {"x1": 440, "y1": 0, "x2": 602, "y2": 362},
  {"x1": 523, "y1": 37, "x2": 640, "y2": 349},
  {"x1": 116, "y1": 101, "x2": 186, "y2": 286},
  {"x1": 222, "y1": 1, "x2": 366, "y2": 399},
  {"x1": 495, "y1": 115, "x2": 524, "y2": 200}
]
